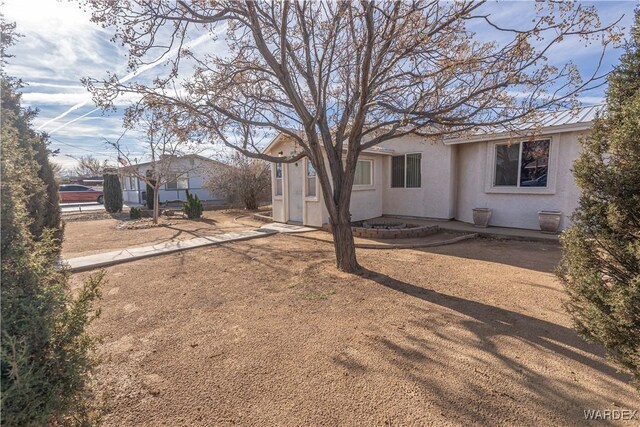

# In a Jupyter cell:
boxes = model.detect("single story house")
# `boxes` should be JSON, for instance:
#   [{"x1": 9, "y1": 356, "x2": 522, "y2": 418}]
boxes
[
  {"x1": 119, "y1": 154, "x2": 225, "y2": 205},
  {"x1": 264, "y1": 105, "x2": 602, "y2": 231}
]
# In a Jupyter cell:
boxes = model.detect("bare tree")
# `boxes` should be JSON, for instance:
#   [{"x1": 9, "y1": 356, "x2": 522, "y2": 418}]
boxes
[
  {"x1": 206, "y1": 153, "x2": 271, "y2": 210},
  {"x1": 73, "y1": 155, "x2": 109, "y2": 177},
  {"x1": 83, "y1": 0, "x2": 620, "y2": 272},
  {"x1": 111, "y1": 112, "x2": 194, "y2": 224}
]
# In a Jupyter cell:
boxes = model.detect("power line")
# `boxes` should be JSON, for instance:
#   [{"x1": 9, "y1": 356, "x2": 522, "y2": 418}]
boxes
[{"x1": 47, "y1": 135, "x2": 112, "y2": 155}]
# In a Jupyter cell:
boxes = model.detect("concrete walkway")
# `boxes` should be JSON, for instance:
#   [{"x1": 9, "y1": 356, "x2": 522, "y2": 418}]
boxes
[
  {"x1": 65, "y1": 229, "x2": 277, "y2": 272},
  {"x1": 259, "y1": 223, "x2": 316, "y2": 234}
]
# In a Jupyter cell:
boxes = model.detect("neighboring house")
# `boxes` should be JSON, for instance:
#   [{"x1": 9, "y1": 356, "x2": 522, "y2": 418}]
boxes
[
  {"x1": 264, "y1": 105, "x2": 602, "y2": 231},
  {"x1": 119, "y1": 154, "x2": 225, "y2": 205}
]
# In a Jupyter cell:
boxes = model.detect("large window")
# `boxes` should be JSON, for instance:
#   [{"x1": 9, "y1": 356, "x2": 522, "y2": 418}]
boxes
[
  {"x1": 391, "y1": 153, "x2": 421, "y2": 188},
  {"x1": 354, "y1": 160, "x2": 373, "y2": 186},
  {"x1": 166, "y1": 173, "x2": 189, "y2": 190},
  {"x1": 306, "y1": 159, "x2": 316, "y2": 197},
  {"x1": 494, "y1": 140, "x2": 550, "y2": 188},
  {"x1": 275, "y1": 163, "x2": 283, "y2": 196}
]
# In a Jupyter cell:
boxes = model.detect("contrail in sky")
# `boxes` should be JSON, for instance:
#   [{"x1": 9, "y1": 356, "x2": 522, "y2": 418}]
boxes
[
  {"x1": 47, "y1": 107, "x2": 101, "y2": 135},
  {"x1": 38, "y1": 28, "x2": 224, "y2": 133}
]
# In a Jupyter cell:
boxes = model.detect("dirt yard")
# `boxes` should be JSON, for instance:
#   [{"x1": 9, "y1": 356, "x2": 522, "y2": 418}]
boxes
[
  {"x1": 62, "y1": 210, "x2": 264, "y2": 257},
  {"x1": 67, "y1": 225, "x2": 638, "y2": 426}
]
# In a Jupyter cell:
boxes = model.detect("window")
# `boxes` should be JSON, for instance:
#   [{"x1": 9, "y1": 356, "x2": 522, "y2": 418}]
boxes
[
  {"x1": 494, "y1": 139, "x2": 550, "y2": 188},
  {"x1": 275, "y1": 163, "x2": 283, "y2": 196},
  {"x1": 354, "y1": 160, "x2": 372, "y2": 186},
  {"x1": 166, "y1": 173, "x2": 189, "y2": 190},
  {"x1": 391, "y1": 153, "x2": 421, "y2": 188},
  {"x1": 306, "y1": 159, "x2": 316, "y2": 197}
]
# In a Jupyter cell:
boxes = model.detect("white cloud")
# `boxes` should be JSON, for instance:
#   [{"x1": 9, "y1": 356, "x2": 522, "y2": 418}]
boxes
[{"x1": 21, "y1": 92, "x2": 91, "y2": 105}]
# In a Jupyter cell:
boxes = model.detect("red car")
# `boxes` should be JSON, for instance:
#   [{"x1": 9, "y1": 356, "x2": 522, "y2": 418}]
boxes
[{"x1": 59, "y1": 184, "x2": 104, "y2": 204}]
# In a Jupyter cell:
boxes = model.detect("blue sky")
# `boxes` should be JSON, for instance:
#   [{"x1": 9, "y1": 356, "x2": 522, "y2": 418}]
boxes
[{"x1": 2, "y1": 0, "x2": 638, "y2": 170}]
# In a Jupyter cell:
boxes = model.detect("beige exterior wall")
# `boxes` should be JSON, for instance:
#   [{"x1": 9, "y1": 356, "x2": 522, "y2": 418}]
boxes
[
  {"x1": 380, "y1": 136, "x2": 456, "y2": 219},
  {"x1": 454, "y1": 131, "x2": 584, "y2": 230},
  {"x1": 269, "y1": 138, "x2": 329, "y2": 227},
  {"x1": 267, "y1": 129, "x2": 585, "y2": 231},
  {"x1": 349, "y1": 154, "x2": 384, "y2": 222}
]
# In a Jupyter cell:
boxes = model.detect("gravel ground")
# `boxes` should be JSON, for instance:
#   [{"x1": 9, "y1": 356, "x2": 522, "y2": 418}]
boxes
[
  {"x1": 70, "y1": 233, "x2": 637, "y2": 426},
  {"x1": 62, "y1": 211, "x2": 264, "y2": 257}
]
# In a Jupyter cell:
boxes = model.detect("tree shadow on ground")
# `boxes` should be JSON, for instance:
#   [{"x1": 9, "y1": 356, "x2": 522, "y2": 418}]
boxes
[
  {"x1": 411, "y1": 238, "x2": 562, "y2": 273},
  {"x1": 357, "y1": 268, "x2": 633, "y2": 425},
  {"x1": 361, "y1": 268, "x2": 627, "y2": 383}
]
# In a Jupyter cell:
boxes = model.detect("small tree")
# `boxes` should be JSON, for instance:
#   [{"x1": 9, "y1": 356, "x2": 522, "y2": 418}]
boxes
[
  {"x1": 73, "y1": 154, "x2": 109, "y2": 177},
  {"x1": 103, "y1": 168, "x2": 123, "y2": 212},
  {"x1": 559, "y1": 10, "x2": 640, "y2": 390},
  {"x1": 207, "y1": 153, "x2": 271, "y2": 210},
  {"x1": 110, "y1": 111, "x2": 200, "y2": 224}
]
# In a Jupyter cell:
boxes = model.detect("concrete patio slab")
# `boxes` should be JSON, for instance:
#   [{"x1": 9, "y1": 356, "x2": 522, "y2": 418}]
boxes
[
  {"x1": 65, "y1": 229, "x2": 277, "y2": 272},
  {"x1": 260, "y1": 223, "x2": 317, "y2": 234}
]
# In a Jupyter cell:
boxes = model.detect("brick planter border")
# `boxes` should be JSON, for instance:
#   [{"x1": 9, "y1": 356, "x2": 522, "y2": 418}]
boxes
[
  {"x1": 251, "y1": 212, "x2": 273, "y2": 223},
  {"x1": 324, "y1": 223, "x2": 440, "y2": 239},
  {"x1": 352, "y1": 224, "x2": 439, "y2": 239}
]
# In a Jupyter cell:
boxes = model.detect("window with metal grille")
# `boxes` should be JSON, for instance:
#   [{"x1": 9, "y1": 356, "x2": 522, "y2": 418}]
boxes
[{"x1": 391, "y1": 153, "x2": 421, "y2": 188}]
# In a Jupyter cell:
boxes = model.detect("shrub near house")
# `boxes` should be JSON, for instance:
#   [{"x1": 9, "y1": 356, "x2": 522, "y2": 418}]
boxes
[
  {"x1": 103, "y1": 169, "x2": 123, "y2": 213},
  {"x1": 1, "y1": 26, "x2": 103, "y2": 424},
  {"x1": 184, "y1": 190, "x2": 203, "y2": 219},
  {"x1": 559, "y1": 10, "x2": 640, "y2": 391}
]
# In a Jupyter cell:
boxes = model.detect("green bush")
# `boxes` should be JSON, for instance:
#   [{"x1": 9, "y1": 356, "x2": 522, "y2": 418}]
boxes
[
  {"x1": 103, "y1": 170, "x2": 123, "y2": 213},
  {"x1": 1, "y1": 24, "x2": 104, "y2": 424},
  {"x1": 0, "y1": 80, "x2": 61, "y2": 241},
  {"x1": 130, "y1": 207, "x2": 142, "y2": 219},
  {"x1": 558, "y1": 10, "x2": 640, "y2": 391},
  {"x1": 184, "y1": 190, "x2": 203, "y2": 219}
]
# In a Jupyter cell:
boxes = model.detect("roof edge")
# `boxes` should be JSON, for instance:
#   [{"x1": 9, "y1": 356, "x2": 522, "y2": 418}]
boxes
[{"x1": 443, "y1": 122, "x2": 594, "y2": 145}]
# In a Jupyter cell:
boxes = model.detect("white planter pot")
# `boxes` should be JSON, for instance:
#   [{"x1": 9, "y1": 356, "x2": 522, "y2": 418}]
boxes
[
  {"x1": 538, "y1": 211, "x2": 562, "y2": 233},
  {"x1": 472, "y1": 208, "x2": 492, "y2": 228}
]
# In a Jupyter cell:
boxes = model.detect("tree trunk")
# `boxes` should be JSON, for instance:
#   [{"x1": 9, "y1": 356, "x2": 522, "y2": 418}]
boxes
[
  {"x1": 153, "y1": 187, "x2": 160, "y2": 224},
  {"x1": 330, "y1": 213, "x2": 360, "y2": 273},
  {"x1": 245, "y1": 191, "x2": 258, "y2": 210}
]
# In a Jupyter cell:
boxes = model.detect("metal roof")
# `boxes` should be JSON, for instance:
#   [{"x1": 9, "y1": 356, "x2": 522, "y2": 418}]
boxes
[
  {"x1": 528, "y1": 104, "x2": 604, "y2": 128},
  {"x1": 444, "y1": 105, "x2": 604, "y2": 144}
]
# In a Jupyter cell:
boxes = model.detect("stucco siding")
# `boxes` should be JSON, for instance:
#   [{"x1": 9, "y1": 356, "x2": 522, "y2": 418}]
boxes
[
  {"x1": 349, "y1": 154, "x2": 384, "y2": 222},
  {"x1": 266, "y1": 128, "x2": 586, "y2": 230},
  {"x1": 380, "y1": 137, "x2": 455, "y2": 219},
  {"x1": 455, "y1": 131, "x2": 584, "y2": 230}
]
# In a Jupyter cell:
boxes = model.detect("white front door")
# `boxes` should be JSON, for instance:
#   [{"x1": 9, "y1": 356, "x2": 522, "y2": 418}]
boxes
[{"x1": 287, "y1": 163, "x2": 303, "y2": 223}]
